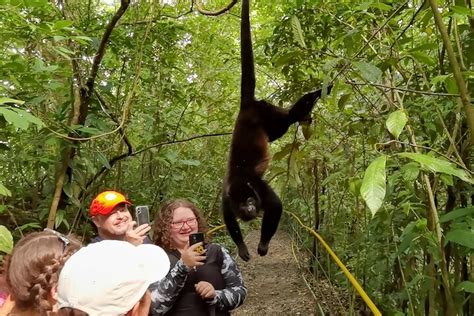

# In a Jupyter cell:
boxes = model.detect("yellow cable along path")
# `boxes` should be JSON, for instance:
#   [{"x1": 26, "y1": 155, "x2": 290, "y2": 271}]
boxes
[
  {"x1": 207, "y1": 213, "x2": 381, "y2": 315},
  {"x1": 285, "y1": 211, "x2": 381, "y2": 316}
]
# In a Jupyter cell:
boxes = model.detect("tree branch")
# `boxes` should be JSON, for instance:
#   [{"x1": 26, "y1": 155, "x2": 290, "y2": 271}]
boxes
[
  {"x1": 85, "y1": 0, "x2": 130, "y2": 95},
  {"x1": 194, "y1": 0, "x2": 238, "y2": 16},
  {"x1": 133, "y1": 132, "x2": 232, "y2": 156},
  {"x1": 94, "y1": 91, "x2": 133, "y2": 155},
  {"x1": 347, "y1": 80, "x2": 460, "y2": 97},
  {"x1": 82, "y1": 132, "x2": 232, "y2": 195},
  {"x1": 429, "y1": 0, "x2": 474, "y2": 146}
]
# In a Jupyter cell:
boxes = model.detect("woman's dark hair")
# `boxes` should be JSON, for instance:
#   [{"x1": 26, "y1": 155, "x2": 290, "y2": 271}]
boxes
[
  {"x1": 6, "y1": 230, "x2": 81, "y2": 312},
  {"x1": 152, "y1": 199, "x2": 208, "y2": 251}
]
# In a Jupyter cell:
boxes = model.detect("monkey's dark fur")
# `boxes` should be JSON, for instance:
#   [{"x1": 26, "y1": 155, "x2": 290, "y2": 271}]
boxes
[{"x1": 222, "y1": 0, "x2": 332, "y2": 261}]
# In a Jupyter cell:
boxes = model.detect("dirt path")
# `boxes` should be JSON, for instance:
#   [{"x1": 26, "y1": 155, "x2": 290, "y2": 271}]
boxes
[{"x1": 231, "y1": 230, "x2": 318, "y2": 315}]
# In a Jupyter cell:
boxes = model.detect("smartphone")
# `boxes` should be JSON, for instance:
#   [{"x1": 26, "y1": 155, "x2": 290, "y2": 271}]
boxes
[
  {"x1": 189, "y1": 232, "x2": 205, "y2": 255},
  {"x1": 135, "y1": 205, "x2": 150, "y2": 226}
]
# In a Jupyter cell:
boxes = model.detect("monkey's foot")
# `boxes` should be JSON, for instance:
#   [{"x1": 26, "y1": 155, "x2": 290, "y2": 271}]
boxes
[
  {"x1": 238, "y1": 244, "x2": 251, "y2": 262},
  {"x1": 257, "y1": 241, "x2": 269, "y2": 256}
]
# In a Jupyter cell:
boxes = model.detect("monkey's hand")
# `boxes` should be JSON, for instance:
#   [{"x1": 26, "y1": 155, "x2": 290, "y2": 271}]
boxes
[
  {"x1": 257, "y1": 240, "x2": 270, "y2": 257},
  {"x1": 238, "y1": 243, "x2": 251, "y2": 262}
]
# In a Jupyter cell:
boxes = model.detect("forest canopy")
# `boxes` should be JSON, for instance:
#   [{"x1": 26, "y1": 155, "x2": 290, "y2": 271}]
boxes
[{"x1": 0, "y1": 0, "x2": 473, "y2": 314}]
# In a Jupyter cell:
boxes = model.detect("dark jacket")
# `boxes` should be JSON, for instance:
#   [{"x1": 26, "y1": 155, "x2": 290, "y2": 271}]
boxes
[{"x1": 149, "y1": 244, "x2": 246, "y2": 315}]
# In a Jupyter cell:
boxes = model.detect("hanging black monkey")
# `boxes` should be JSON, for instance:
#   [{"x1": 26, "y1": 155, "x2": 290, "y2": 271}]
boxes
[{"x1": 222, "y1": 0, "x2": 332, "y2": 261}]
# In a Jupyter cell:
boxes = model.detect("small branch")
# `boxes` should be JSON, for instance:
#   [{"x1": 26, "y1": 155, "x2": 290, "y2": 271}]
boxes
[
  {"x1": 94, "y1": 91, "x2": 133, "y2": 155},
  {"x1": 390, "y1": 0, "x2": 426, "y2": 52},
  {"x1": 347, "y1": 80, "x2": 459, "y2": 97},
  {"x1": 120, "y1": 1, "x2": 194, "y2": 25},
  {"x1": 133, "y1": 132, "x2": 232, "y2": 156},
  {"x1": 82, "y1": 132, "x2": 232, "y2": 194},
  {"x1": 194, "y1": 0, "x2": 238, "y2": 16}
]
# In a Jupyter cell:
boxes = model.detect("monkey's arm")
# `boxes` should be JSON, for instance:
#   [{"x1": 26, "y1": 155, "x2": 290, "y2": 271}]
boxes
[
  {"x1": 223, "y1": 197, "x2": 250, "y2": 261},
  {"x1": 288, "y1": 84, "x2": 333, "y2": 123}
]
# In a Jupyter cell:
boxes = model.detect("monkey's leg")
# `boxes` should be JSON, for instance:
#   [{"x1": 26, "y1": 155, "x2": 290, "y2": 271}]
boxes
[
  {"x1": 257, "y1": 182, "x2": 282, "y2": 257},
  {"x1": 222, "y1": 195, "x2": 251, "y2": 261}
]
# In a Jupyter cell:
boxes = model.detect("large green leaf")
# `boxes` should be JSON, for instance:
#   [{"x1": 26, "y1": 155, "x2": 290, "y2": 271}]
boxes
[
  {"x1": 0, "y1": 225, "x2": 13, "y2": 254},
  {"x1": 445, "y1": 229, "x2": 474, "y2": 249},
  {"x1": 291, "y1": 16, "x2": 306, "y2": 49},
  {"x1": 0, "y1": 182, "x2": 11, "y2": 197},
  {"x1": 0, "y1": 97, "x2": 25, "y2": 105},
  {"x1": 353, "y1": 61, "x2": 382, "y2": 82},
  {"x1": 440, "y1": 207, "x2": 474, "y2": 223},
  {"x1": 456, "y1": 281, "x2": 474, "y2": 294},
  {"x1": 0, "y1": 107, "x2": 44, "y2": 130},
  {"x1": 386, "y1": 110, "x2": 407, "y2": 139},
  {"x1": 360, "y1": 155, "x2": 387, "y2": 216},
  {"x1": 398, "y1": 153, "x2": 474, "y2": 184}
]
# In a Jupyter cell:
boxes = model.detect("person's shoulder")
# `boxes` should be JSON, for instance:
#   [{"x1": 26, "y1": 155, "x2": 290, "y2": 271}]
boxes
[{"x1": 89, "y1": 236, "x2": 103, "y2": 244}]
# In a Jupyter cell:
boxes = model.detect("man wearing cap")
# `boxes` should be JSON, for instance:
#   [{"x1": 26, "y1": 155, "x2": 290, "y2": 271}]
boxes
[{"x1": 89, "y1": 190, "x2": 152, "y2": 245}]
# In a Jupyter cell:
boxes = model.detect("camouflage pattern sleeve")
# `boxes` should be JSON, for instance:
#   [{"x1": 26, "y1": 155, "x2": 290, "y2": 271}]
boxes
[
  {"x1": 149, "y1": 258, "x2": 190, "y2": 315},
  {"x1": 210, "y1": 245, "x2": 247, "y2": 311}
]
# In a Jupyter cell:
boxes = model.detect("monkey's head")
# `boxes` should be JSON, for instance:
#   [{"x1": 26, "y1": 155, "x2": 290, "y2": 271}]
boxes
[
  {"x1": 228, "y1": 181, "x2": 261, "y2": 221},
  {"x1": 238, "y1": 196, "x2": 259, "y2": 221}
]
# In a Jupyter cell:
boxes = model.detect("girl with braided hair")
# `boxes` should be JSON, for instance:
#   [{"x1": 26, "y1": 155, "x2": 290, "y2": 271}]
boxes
[{"x1": 3, "y1": 229, "x2": 81, "y2": 315}]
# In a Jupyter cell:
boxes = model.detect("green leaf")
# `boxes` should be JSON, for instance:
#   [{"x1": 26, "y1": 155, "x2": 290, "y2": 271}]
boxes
[
  {"x1": 450, "y1": 5, "x2": 472, "y2": 16},
  {"x1": 409, "y1": 52, "x2": 436, "y2": 66},
  {"x1": 445, "y1": 76, "x2": 458, "y2": 94},
  {"x1": 0, "y1": 225, "x2": 13, "y2": 254},
  {"x1": 0, "y1": 182, "x2": 12, "y2": 197},
  {"x1": 386, "y1": 110, "x2": 407, "y2": 139},
  {"x1": 401, "y1": 162, "x2": 420, "y2": 181},
  {"x1": 291, "y1": 16, "x2": 306, "y2": 49},
  {"x1": 398, "y1": 153, "x2": 474, "y2": 184},
  {"x1": 0, "y1": 108, "x2": 29, "y2": 129},
  {"x1": 76, "y1": 126, "x2": 103, "y2": 135},
  {"x1": 0, "y1": 107, "x2": 44, "y2": 130},
  {"x1": 97, "y1": 152, "x2": 111, "y2": 169},
  {"x1": 0, "y1": 97, "x2": 25, "y2": 105},
  {"x1": 360, "y1": 155, "x2": 387, "y2": 216},
  {"x1": 53, "y1": 20, "x2": 73, "y2": 30},
  {"x1": 440, "y1": 207, "x2": 474, "y2": 223},
  {"x1": 181, "y1": 159, "x2": 201, "y2": 166},
  {"x1": 439, "y1": 173, "x2": 453, "y2": 186},
  {"x1": 338, "y1": 93, "x2": 351, "y2": 110},
  {"x1": 445, "y1": 229, "x2": 474, "y2": 249},
  {"x1": 353, "y1": 61, "x2": 382, "y2": 82},
  {"x1": 456, "y1": 281, "x2": 474, "y2": 294}
]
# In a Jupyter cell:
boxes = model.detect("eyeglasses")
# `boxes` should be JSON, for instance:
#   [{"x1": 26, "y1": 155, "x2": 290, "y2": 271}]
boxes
[
  {"x1": 171, "y1": 217, "x2": 198, "y2": 230},
  {"x1": 44, "y1": 228, "x2": 70, "y2": 251}
]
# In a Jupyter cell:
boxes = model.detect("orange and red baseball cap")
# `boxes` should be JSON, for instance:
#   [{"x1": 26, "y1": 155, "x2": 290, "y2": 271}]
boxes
[{"x1": 89, "y1": 191, "x2": 132, "y2": 216}]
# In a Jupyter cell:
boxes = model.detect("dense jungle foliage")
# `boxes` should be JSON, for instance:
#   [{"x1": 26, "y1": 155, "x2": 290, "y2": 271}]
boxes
[{"x1": 0, "y1": 0, "x2": 473, "y2": 314}]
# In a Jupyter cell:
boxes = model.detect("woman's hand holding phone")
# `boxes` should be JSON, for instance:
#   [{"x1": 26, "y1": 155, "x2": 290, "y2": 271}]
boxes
[{"x1": 181, "y1": 242, "x2": 206, "y2": 269}]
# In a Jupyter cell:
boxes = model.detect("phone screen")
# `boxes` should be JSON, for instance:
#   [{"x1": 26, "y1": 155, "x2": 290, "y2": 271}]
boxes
[
  {"x1": 189, "y1": 232, "x2": 206, "y2": 255},
  {"x1": 189, "y1": 232, "x2": 204, "y2": 245},
  {"x1": 135, "y1": 205, "x2": 150, "y2": 226}
]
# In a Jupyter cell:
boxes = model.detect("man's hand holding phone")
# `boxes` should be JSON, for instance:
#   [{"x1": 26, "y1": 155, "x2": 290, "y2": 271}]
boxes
[{"x1": 125, "y1": 221, "x2": 151, "y2": 246}]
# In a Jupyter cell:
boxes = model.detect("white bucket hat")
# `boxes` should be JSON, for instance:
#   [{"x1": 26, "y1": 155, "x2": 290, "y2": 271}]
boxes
[{"x1": 57, "y1": 240, "x2": 170, "y2": 315}]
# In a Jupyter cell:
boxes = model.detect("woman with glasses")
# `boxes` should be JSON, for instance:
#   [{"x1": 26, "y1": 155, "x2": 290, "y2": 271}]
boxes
[
  {"x1": 2, "y1": 229, "x2": 81, "y2": 315},
  {"x1": 149, "y1": 199, "x2": 247, "y2": 315}
]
